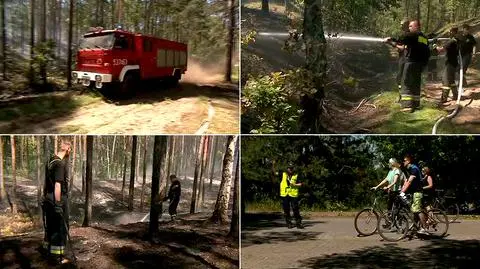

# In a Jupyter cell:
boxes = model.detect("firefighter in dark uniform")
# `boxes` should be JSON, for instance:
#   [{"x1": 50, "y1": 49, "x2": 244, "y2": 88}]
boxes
[
  {"x1": 385, "y1": 20, "x2": 430, "y2": 112},
  {"x1": 460, "y1": 24, "x2": 477, "y2": 86},
  {"x1": 273, "y1": 161, "x2": 304, "y2": 229},
  {"x1": 435, "y1": 27, "x2": 461, "y2": 103},
  {"x1": 385, "y1": 19, "x2": 410, "y2": 101},
  {"x1": 42, "y1": 139, "x2": 71, "y2": 265},
  {"x1": 165, "y1": 174, "x2": 181, "y2": 221}
]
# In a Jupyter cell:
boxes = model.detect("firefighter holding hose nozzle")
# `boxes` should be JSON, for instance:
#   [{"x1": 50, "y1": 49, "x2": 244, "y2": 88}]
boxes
[{"x1": 384, "y1": 20, "x2": 430, "y2": 113}]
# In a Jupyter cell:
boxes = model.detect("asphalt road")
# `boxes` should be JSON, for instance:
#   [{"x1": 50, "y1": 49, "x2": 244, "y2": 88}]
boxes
[{"x1": 241, "y1": 213, "x2": 480, "y2": 269}]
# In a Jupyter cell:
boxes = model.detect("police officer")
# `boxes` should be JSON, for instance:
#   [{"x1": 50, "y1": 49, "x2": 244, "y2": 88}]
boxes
[
  {"x1": 385, "y1": 20, "x2": 430, "y2": 112},
  {"x1": 165, "y1": 174, "x2": 181, "y2": 221},
  {"x1": 460, "y1": 24, "x2": 477, "y2": 86},
  {"x1": 273, "y1": 161, "x2": 304, "y2": 229},
  {"x1": 42, "y1": 139, "x2": 71, "y2": 265},
  {"x1": 435, "y1": 27, "x2": 461, "y2": 103}
]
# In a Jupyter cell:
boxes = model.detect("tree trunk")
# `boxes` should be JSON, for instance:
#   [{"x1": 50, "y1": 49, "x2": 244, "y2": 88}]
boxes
[
  {"x1": 262, "y1": 0, "x2": 269, "y2": 13},
  {"x1": 121, "y1": 136, "x2": 128, "y2": 201},
  {"x1": 1, "y1": 0, "x2": 7, "y2": 80},
  {"x1": 67, "y1": 0, "x2": 74, "y2": 87},
  {"x1": 40, "y1": 0, "x2": 47, "y2": 84},
  {"x1": 301, "y1": 0, "x2": 327, "y2": 133},
  {"x1": 82, "y1": 135, "x2": 86, "y2": 196},
  {"x1": 36, "y1": 137, "x2": 42, "y2": 227},
  {"x1": 111, "y1": 135, "x2": 116, "y2": 179},
  {"x1": 128, "y1": 136, "x2": 137, "y2": 211},
  {"x1": 54, "y1": 136, "x2": 58, "y2": 154},
  {"x1": 82, "y1": 136, "x2": 93, "y2": 227},
  {"x1": 149, "y1": 136, "x2": 167, "y2": 238},
  {"x1": 224, "y1": 0, "x2": 235, "y2": 82},
  {"x1": 106, "y1": 137, "x2": 111, "y2": 180},
  {"x1": 166, "y1": 137, "x2": 174, "y2": 189},
  {"x1": 10, "y1": 136, "x2": 17, "y2": 214},
  {"x1": 0, "y1": 137, "x2": 4, "y2": 201},
  {"x1": 99, "y1": 0, "x2": 104, "y2": 26},
  {"x1": 190, "y1": 136, "x2": 205, "y2": 213},
  {"x1": 228, "y1": 152, "x2": 239, "y2": 238},
  {"x1": 425, "y1": 0, "x2": 431, "y2": 33},
  {"x1": 70, "y1": 136, "x2": 76, "y2": 194},
  {"x1": 57, "y1": 0, "x2": 61, "y2": 57},
  {"x1": 416, "y1": 0, "x2": 420, "y2": 23},
  {"x1": 209, "y1": 136, "x2": 219, "y2": 187},
  {"x1": 198, "y1": 136, "x2": 211, "y2": 209},
  {"x1": 30, "y1": 0, "x2": 35, "y2": 80},
  {"x1": 210, "y1": 135, "x2": 237, "y2": 223},
  {"x1": 140, "y1": 136, "x2": 147, "y2": 211}
]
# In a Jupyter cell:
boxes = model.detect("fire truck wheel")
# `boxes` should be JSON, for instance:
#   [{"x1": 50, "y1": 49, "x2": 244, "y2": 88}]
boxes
[{"x1": 120, "y1": 72, "x2": 137, "y2": 98}]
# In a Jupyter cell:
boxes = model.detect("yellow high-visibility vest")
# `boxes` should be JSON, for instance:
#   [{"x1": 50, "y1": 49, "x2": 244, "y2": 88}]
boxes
[{"x1": 280, "y1": 172, "x2": 299, "y2": 197}]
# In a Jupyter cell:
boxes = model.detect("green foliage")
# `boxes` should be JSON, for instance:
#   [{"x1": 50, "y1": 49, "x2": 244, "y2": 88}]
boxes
[
  {"x1": 242, "y1": 71, "x2": 302, "y2": 133},
  {"x1": 242, "y1": 136, "x2": 480, "y2": 211},
  {"x1": 27, "y1": 40, "x2": 56, "y2": 84}
]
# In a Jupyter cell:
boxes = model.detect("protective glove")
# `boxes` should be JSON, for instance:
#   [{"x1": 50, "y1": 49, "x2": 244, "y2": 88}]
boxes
[{"x1": 399, "y1": 192, "x2": 406, "y2": 197}]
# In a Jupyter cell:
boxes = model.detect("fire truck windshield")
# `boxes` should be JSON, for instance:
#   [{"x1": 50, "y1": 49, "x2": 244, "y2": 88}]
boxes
[{"x1": 79, "y1": 33, "x2": 115, "y2": 50}]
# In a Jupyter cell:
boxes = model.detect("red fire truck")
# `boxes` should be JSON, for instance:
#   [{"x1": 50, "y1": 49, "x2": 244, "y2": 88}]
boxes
[{"x1": 72, "y1": 27, "x2": 188, "y2": 94}]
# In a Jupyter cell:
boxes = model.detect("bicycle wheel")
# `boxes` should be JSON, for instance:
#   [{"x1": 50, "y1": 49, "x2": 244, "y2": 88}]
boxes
[
  {"x1": 425, "y1": 209, "x2": 449, "y2": 238},
  {"x1": 354, "y1": 208, "x2": 379, "y2": 236},
  {"x1": 377, "y1": 212, "x2": 409, "y2": 242},
  {"x1": 446, "y1": 204, "x2": 460, "y2": 223}
]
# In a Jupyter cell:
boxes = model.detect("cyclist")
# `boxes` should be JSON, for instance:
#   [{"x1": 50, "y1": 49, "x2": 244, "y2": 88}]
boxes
[
  {"x1": 421, "y1": 166, "x2": 434, "y2": 210},
  {"x1": 399, "y1": 154, "x2": 429, "y2": 235},
  {"x1": 372, "y1": 158, "x2": 405, "y2": 212}
]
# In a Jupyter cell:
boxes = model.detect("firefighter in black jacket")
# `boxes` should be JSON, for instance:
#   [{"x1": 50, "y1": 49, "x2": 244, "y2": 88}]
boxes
[
  {"x1": 460, "y1": 24, "x2": 477, "y2": 86},
  {"x1": 165, "y1": 175, "x2": 181, "y2": 221},
  {"x1": 384, "y1": 20, "x2": 430, "y2": 112},
  {"x1": 42, "y1": 139, "x2": 71, "y2": 265},
  {"x1": 435, "y1": 27, "x2": 461, "y2": 103}
]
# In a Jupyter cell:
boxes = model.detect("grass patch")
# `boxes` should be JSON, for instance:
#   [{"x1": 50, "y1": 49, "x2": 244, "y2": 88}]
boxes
[
  {"x1": 0, "y1": 93, "x2": 100, "y2": 122},
  {"x1": 372, "y1": 91, "x2": 471, "y2": 134}
]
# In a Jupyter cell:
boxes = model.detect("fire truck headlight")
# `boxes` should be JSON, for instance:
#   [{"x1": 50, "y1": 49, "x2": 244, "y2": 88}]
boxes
[
  {"x1": 72, "y1": 72, "x2": 78, "y2": 80},
  {"x1": 95, "y1": 75, "x2": 102, "y2": 82}
]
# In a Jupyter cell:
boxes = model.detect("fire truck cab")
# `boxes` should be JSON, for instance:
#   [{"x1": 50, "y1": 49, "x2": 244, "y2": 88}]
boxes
[{"x1": 72, "y1": 27, "x2": 188, "y2": 94}]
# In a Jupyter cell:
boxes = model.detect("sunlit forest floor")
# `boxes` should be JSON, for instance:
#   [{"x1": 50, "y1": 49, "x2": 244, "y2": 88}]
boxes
[
  {"x1": 0, "y1": 174, "x2": 238, "y2": 268},
  {"x1": 242, "y1": 2, "x2": 480, "y2": 134},
  {"x1": 0, "y1": 52, "x2": 239, "y2": 134}
]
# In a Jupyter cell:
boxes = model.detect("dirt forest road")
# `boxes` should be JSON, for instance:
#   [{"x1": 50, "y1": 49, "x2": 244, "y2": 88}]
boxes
[
  {"x1": 0, "y1": 81, "x2": 239, "y2": 134},
  {"x1": 241, "y1": 213, "x2": 480, "y2": 269}
]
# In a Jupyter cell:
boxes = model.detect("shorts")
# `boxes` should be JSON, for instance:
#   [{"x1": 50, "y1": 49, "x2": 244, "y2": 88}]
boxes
[{"x1": 411, "y1": 192, "x2": 423, "y2": 213}]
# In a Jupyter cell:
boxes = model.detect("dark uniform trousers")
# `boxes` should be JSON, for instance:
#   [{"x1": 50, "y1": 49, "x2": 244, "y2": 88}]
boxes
[
  {"x1": 282, "y1": 195, "x2": 301, "y2": 224},
  {"x1": 42, "y1": 194, "x2": 68, "y2": 257},
  {"x1": 442, "y1": 63, "x2": 458, "y2": 102},
  {"x1": 400, "y1": 61, "x2": 423, "y2": 108}
]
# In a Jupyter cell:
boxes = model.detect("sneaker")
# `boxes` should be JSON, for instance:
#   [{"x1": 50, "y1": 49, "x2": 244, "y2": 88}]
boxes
[
  {"x1": 417, "y1": 228, "x2": 429, "y2": 235},
  {"x1": 296, "y1": 223, "x2": 304, "y2": 229},
  {"x1": 287, "y1": 223, "x2": 294, "y2": 229}
]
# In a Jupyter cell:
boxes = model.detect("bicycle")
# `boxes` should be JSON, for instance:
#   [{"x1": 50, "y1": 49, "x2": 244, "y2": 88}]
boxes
[
  {"x1": 354, "y1": 189, "x2": 389, "y2": 236},
  {"x1": 377, "y1": 194, "x2": 449, "y2": 242},
  {"x1": 430, "y1": 189, "x2": 460, "y2": 223}
]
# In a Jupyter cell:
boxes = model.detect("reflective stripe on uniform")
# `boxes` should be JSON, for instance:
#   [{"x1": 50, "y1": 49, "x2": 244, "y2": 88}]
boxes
[
  {"x1": 401, "y1": 95, "x2": 421, "y2": 101},
  {"x1": 50, "y1": 245, "x2": 65, "y2": 255},
  {"x1": 418, "y1": 36, "x2": 428, "y2": 45}
]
